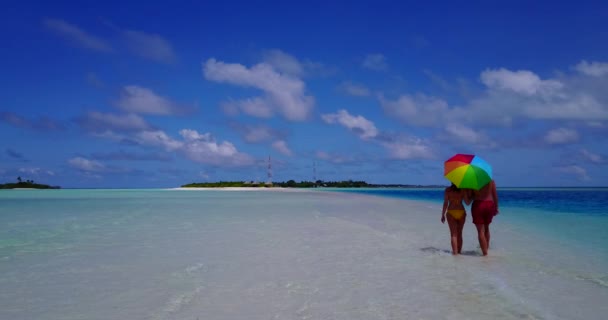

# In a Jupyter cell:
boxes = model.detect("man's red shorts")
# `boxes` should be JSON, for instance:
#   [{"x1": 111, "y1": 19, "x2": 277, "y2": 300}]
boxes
[{"x1": 472, "y1": 201, "x2": 496, "y2": 225}]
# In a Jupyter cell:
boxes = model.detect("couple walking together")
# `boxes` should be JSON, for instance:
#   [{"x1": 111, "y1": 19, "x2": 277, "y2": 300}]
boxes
[{"x1": 441, "y1": 180, "x2": 499, "y2": 256}]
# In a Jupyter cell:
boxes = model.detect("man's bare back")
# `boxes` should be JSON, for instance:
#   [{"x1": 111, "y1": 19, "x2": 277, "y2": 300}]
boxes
[{"x1": 474, "y1": 180, "x2": 496, "y2": 202}]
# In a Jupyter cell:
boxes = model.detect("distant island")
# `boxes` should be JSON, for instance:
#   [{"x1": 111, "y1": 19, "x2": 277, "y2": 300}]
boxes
[
  {"x1": 0, "y1": 177, "x2": 61, "y2": 189},
  {"x1": 181, "y1": 180, "x2": 444, "y2": 188}
]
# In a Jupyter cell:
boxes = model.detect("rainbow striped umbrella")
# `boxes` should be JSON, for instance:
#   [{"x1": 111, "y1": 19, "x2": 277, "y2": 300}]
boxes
[{"x1": 444, "y1": 154, "x2": 492, "y2": 190}]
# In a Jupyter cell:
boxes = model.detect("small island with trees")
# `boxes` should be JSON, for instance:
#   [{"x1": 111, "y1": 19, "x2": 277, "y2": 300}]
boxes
[
  {"x1": 181, "y1": 180, "x2": 442, "y2": 188},
  {"x1": 0, "y1": 176, "x2": 61, "y2": 189}
]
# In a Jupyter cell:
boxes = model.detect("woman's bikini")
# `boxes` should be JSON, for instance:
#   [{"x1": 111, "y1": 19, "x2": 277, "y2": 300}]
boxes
[
  {"x1": 447, "y1": 208, "x2": 465, "y2": 220},
  {"x1": 447, "y1": 191, "x2": 466, "y2": 220}
]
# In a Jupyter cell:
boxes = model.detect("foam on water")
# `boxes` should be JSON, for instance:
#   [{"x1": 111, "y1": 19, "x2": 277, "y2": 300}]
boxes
[{"x1": 0, "y1": 189, "x2": 607, "y2": 319}]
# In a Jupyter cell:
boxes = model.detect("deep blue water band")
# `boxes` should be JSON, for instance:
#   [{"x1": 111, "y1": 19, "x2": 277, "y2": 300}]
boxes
[{"x1": 330, "y1": 188, "x2": 608, "y2": 216}]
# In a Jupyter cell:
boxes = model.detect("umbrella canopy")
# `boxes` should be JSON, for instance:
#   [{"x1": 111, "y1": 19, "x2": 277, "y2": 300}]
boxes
[{"x1": 444, "y1": 154, "x2": 492, "y2": 190}]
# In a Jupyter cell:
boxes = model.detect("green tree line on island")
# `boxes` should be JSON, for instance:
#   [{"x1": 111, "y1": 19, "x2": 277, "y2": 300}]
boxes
[
  {"x1": 181, "y1": 181, "x2": 266, "y2": 188},
  {"x1": 181, "y1": 180, "x2": 371, "y2": 188},
  {"x1": 275, "y1": 180, "x2": 371, "y2": 188},
  {"x1": 0, "y1": 176, "x2": 61, "y2": 189},
  {"x1": 181, "y1": 180, "x2": 444, "y2": 189}
]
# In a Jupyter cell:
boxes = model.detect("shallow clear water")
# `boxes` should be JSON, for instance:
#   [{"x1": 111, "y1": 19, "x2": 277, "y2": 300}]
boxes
[
  {"x1": 1, "y1": 189, "x2": 607, "y2": 319},
  {"x1": 338, "y1": 187, "x2": 608, "y2": 261}
]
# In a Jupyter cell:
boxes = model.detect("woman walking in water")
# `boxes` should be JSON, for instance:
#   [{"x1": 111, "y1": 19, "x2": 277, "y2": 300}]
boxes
[
  {"x1": 471, "y1": 180, "x2": 499, "y2": 256},
  {"x1": 441, "y1": 183, "x2": 471, "y2": 255}
]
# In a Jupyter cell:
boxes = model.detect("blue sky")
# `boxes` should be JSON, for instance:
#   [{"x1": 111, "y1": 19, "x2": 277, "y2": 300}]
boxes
[{"x1": 1, "y1": 1, "x2": 607, "y2": 188}]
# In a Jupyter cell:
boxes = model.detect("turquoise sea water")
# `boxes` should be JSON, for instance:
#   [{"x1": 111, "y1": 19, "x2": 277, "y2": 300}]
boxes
[
  {"x1": 336, "y1": 188, "x2": 608, "y2": 246},
  {"x1": 337, "y1": 187, "x2": 608, "y2": 273},
  {"x1": 1, "y1": 188, "x2": 607, "y2": 319}
]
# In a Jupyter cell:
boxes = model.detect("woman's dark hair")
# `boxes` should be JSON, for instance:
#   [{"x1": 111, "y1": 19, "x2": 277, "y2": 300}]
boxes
[{"x1": 449, "y1": 183, "x2": 459, "y2": 191}]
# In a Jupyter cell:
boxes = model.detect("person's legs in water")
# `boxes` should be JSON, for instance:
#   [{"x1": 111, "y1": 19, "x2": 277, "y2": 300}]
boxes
[
  {"x1": 472, "y1": 201, "x2": 494, "y2": 255},
  {"x1": 475, "y1": 224, "x2": 488, "y2": 256},
  {"x1": 446, "y1": 214, "x2": 459, "y2": 255},
  {"x1": 457, "y1": 215, "x2": 466, "y2": 254},
  {"x1": 485, "y1": 224, "x2": 490, "y2": 249}
]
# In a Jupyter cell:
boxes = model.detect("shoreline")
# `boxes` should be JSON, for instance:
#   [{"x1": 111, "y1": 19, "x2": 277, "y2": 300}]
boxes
[{"x1": 169, "y1": 187, "x2": 306, "y2": 192}]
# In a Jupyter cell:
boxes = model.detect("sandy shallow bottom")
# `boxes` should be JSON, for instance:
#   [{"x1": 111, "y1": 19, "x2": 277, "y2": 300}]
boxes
[{"x1": 0, "y1": 189, "x2": 606, "y2": 320}]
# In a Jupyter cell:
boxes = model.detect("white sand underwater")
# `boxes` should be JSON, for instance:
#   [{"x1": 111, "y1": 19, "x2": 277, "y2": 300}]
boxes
[{"x1": 0, "y1": 189, "x2": 606, "y2": 319}]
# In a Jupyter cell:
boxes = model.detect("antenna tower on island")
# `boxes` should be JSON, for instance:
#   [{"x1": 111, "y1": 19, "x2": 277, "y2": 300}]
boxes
[
  {"x1": 267, "y1": 155, "x2": 272, "y2": 185},
  {"x1": 313, "y1": 161, "x2": 317, "y2": 182}
]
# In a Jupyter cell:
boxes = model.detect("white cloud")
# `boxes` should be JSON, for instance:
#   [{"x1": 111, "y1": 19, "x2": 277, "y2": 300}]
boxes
[
  {"x1": 18, "y1": 167, "x2": 41, "y2": 175},
  {"x1": 116, "y1": 86, "x2": 193, "y2": 115},
  {"x1": 44, "y1": 19, "x2": 113, "y2": 52},
  {"x1": 321, "y1": 109, "x2": 379, "y2": 139},
  {"x1": 263, "y1": 50, "x2": 304, "y2": 76},
  {"x1": 79, "y1": 111, "x2": 151, "y2": 132},
  {"x1": 445, "y1": 66, "x2": 608, "y2": 126},
  {"x1": 574, "y1": 60, "x2": 608, "y2": 77},
  {"x1": 262, "y1": 49, "x2": 334, "y2": 77},
  {"x1": 272, "y1": 140, "x2": 292, "y2": 156},
  {"x1": 221, "y1": 97, "x2": 273, "y2": 118},
  {"x1": 380, "y1": 136, "x2": 434, "y2": 160},
  {"x1": 122, "y1": 29, "x2": 176, "y2": 63},
  {"x1": 362, "y1": 53, "x2": 387, "y2": 71},
  {"x1": 544, "y1": 128, "x2": 580, "y2": 145},
  {"x1": 220, "y1": 100, "x2": 240, "y2": 116},
  {"x1": 90, "y1": 150, "x2": 171, "y2": 162},
  {"x1": 373, "y1": 63, "x2": 607, "y2": 153},
  {"x1": 245, "y1": 126, "x2": 273, "y2": 143},
  {"x1": 444, "y1": 123, "x2": 487, "y2": 145},
  {"x1": 480, "y1": 68, "x2": 563, "y2": 96},
  {"x1": 179, "y1": 129, "x2": 212, "y2": 142},
  {"x1": 524, "y1": 93, "x2": 606, "y2": 120},
  {"x1": 321, "y1": 108, "x2": 434, "y2": 160},
  {"x1": 580, "y1": 149, "x2": 605, "y2": 164},
  {"x1": 135, "y1": 130, "x2": 184, "y2": 150},
  {"x1": 137, "y1": 128, "x2": 252, "y2": 166},
  {"x1": 379, "y1": 94, "x2": 449, "y2": 127},
  {"x1": 238, "y1": 125, "x2": 279, "y2": 143},
  {"x1": 45, "y1": 19, "x2": 176, "y2": 63},
  {"x1": 90, "y1": 126, "x2": 254, "y2": 166},
  {"x1": 178, "y1": 129, "x2": 254, "y2": 166},
  {"x1": 423, "y1": 69, "x2": 453, "y2": 92},
  {"x1": 203, "y1": 58, "x2": 314, "y2": 121},
  {"x1": 557, "y1": 165, "x2": 590, "y2": 181},
  {"x1": 463, "y1": 89, "x2": 608, "y2": 124},
  {"x1": 68, "y1": 157, "x2": 106, "y2": 172},
  {"x1": 339, "y1": 82, "x2": 371, "y2": 97}
]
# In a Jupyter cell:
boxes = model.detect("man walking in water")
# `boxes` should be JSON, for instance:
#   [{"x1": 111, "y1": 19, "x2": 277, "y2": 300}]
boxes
[{"x1": 471, "y1": 180, "x2": 499, "y2": 256}]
